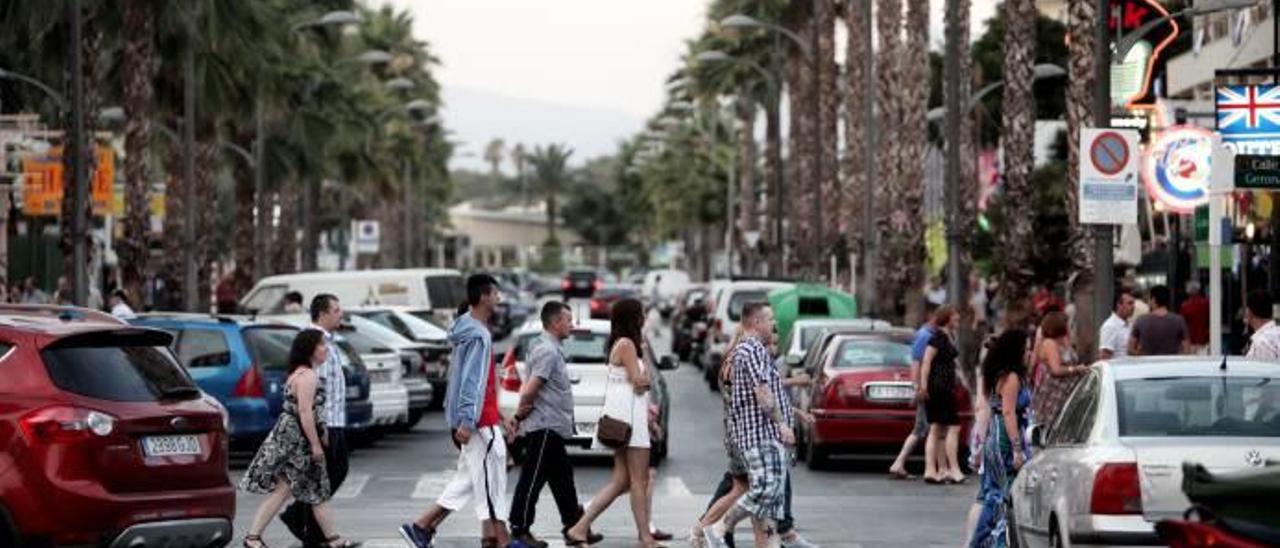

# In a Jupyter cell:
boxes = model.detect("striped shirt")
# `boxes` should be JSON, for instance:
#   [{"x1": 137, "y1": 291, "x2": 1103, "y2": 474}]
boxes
[
  {"x1": 311, "y1": 325, "x2": 347, "y2": 428},
  {"x1": 729, "y1": 336, "x2": 793, "y2": 452}
]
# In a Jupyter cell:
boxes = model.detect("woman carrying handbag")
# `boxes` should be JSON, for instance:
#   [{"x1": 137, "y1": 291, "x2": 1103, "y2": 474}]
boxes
[{"x1": 565, "y1": 298, "x2": 666, "y2": 547}]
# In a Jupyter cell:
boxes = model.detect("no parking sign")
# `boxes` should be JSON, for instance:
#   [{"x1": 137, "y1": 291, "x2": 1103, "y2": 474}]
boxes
[{"x1": 1080, "y1": 128, "x2": 1141, "y2": 225}]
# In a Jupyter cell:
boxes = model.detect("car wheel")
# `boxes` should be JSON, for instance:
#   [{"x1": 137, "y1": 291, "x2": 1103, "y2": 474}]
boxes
[
  {"x1": 805, "y1": 434, "x2": 828, "y2": 470},
  {"x1": 1004, "y1": 499, "x2": 1021, "y2": 548},
  {"x1": 406, "y1": 409, "x2": 426, "y2": 429},
  {"x1": 1048, "y1": 518, "x2": 1066, "y2": 548}
]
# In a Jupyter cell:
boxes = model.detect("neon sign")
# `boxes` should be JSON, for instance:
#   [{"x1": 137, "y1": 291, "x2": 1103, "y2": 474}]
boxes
[{"x1": 1142, "y1": 126, "x2": 1213, "y2": 214}]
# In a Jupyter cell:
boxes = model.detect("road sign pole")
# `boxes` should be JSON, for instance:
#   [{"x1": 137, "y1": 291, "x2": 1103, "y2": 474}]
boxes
[{"x1": 1093, "y1": 0, "x2": 1114, "y2": 345}]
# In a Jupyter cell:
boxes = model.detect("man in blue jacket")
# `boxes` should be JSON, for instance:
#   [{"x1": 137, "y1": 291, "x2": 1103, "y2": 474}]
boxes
[{"x1": 400, "y1": 274, "x2": 523, "y2": 548}]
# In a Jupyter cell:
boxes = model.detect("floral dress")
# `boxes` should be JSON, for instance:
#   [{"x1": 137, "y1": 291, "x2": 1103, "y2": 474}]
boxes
[
  {"x1": 1030, "y1": 340, "x2": 1080, "y2": 429},
  {"x1": 239, "y1": 376, "x2": 331, "y2": 504},
  {"x1": 970, "y1": 378, "x2": 1032, "y2": 548}
]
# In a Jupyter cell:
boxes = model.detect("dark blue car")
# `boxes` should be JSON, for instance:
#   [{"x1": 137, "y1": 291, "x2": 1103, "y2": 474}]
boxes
[{"x1": 128, "y1": 314, "x2": 373, "y2": 450}]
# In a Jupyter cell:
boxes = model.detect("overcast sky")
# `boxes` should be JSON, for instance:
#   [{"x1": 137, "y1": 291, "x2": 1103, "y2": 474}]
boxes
[{"x1": 380, "y1": 1, "x2": 999, "y2": 171}]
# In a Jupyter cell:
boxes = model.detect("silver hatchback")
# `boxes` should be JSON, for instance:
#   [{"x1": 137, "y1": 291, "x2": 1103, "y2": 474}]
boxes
[{"x1": 1011, "y1": 357, "x2": 1280, "y2": 547}]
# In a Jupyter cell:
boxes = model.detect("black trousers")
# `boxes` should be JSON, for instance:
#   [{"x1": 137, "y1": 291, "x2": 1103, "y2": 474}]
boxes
[
  {"x1": 508, "y1": 429, "x2": 583, "y2": 536},
  {"x1": 283, "y1": 427, "x2": 349, "y2": 545}
]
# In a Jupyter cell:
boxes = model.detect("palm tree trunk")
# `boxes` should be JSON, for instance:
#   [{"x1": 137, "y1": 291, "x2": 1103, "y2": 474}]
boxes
[
  {"x1": 875, "y1": 0, "x2": 903, "y2": 321},
  {"x1": 547, "y1": 190, "x2": 558, "y2": 244},
  {"x1": 61, "y1": 1, "x2": 103, "y2": 299},
  {"x1": 120, "y1": 0, "x2": 154, "y2": 308},
  {"x1": 844, "y1": 0, "x2": 870, "y2": 257},
  {"x1": 898, "y1": 0, "x2": 929, "y2": 327},
  {"x1": 735, "y1": 96, "x2": 757, "y2": 268},
  {"x1": 1066, "y1": 0, "x2": 1100, "y2": 355},
  {"x1": 161, "y1": 130, "x2": 185, "y2": 310},
  {"x1": 231, "y1": 131, "x2": 255, "y2": 296},
  {"x1": 950, "y1": 0, "x2": 981, "y2": 376},
  {"x1": 194, "y1": 135, "x2": 217, "y2": 312},
  {"x1": 784, "y1": 3, "x2": 816, "y2": 275},
  {"x1": 272, "y1": 180, "x2": 298, "y2": 274},
  {"x1": 815, "y1": 0, "x2": 840, "y2": 270},
  {"x1": 999, "y1": 0, "x2": 1038, "y2": 308}
]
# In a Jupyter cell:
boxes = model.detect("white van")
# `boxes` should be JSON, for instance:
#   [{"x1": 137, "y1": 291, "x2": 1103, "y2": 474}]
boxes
[
  {"x1": 240, "y1": 269, "x2": 466, "y2": 323},
  {"x1": 641, "y1": 269, "x2": 692, "y2": 317}
]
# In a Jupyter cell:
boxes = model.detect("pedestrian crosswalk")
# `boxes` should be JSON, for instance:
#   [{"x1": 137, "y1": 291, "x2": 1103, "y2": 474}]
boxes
[{"x1": 233, "y1": 470, "x2": 701, "y2": 502}]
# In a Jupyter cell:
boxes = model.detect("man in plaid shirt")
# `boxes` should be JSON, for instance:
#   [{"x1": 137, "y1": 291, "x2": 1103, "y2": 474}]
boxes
[{"x1": 718, "y1": 302, "x2": 794, "y2": 547}]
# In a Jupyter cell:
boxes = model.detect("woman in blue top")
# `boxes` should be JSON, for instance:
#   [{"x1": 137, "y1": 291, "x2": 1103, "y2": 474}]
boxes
[{"x1": 969, "y1": 328, "x2": 1032, "y2": 548}]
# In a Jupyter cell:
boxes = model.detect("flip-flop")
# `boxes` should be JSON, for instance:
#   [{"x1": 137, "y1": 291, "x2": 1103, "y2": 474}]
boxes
[
  {"x1": 923, "y1": 476, "x2": 946, "y2": 485},
  {"x1": 887, "y1": 469, "x2": 916, "y2": 480}
]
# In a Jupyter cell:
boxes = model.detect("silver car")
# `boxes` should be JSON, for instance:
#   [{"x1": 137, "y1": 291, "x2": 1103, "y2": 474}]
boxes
[{"x1": 1011, "y1": 357, "x2": 1280, "y2": 547}]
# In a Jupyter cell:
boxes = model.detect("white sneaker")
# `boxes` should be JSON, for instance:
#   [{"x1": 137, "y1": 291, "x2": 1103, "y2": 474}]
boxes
[
  {"x1": 702, "y1": 523, "x2": 730, "y2": 548},
  {"x1": 780, "y1": 531, "x2": 820, "y2": 548},
  {"x1": 689, "y1": 525, "x2": 707, "y2": 548}
]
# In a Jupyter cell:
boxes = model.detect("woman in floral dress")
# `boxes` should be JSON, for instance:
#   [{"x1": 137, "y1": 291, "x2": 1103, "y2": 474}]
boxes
[
  {"x1": 239, "y1": 329, "x2": 355, "y2": 548},
  {"x1": 1030, "y1": 311, "x2": 1088, "y2": 430},
  {"x1": 970, "y1": 329, "x2": 1032, "y2": 548}
]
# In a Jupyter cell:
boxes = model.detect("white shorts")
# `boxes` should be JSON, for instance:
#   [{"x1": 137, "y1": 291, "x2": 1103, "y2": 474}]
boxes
[{"x1": 437, "y1": 425, "x2": 509, "y2": 522}]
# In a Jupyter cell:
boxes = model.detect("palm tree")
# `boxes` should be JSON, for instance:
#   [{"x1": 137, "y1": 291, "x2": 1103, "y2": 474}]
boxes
[
  {"x1": 875, "y1": 0, "x2": 903, "y2": 319},
  {"x1": 844, "y1": 0, "x2": 870, "y2": 263},
  {"x1": 814, "y1": 0, "x2": 839, "y2": 273},
  {"x1": 898, "y1": 0, "x2": 929, "y2": 326},
  {"x1": 999, "y1": 0, "x2": 1038, "y2": 308},
  {"x1": 511, "y1": 142, "x2": 529, "y2": 205},
  {"x1": 783, "y1": 1, "x2": 815, "y2": 274},
  {"x1": 483, "y1": 138, "x2": 505, "y2": 181},
  {"x1": 1065, "y1": 0, "x2": 1099, "y2": 354},
  {"x1": 118, "y1": 0, "x2": 157, "y2": 309},
  {"x1": 528, "y1": 144, "x2": 574, "y2": 246}
]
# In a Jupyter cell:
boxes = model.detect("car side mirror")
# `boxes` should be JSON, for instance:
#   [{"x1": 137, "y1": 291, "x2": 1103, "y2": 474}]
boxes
[
  {"x1": 785, "y1": 354, "x2": 803, "y2": 367},
  {"x1": 1030, "y1": 424, "x2": 1045, "y2": 449},
  {"x1": 658, "y1": 355, "x2": 678, "y2": 370}
]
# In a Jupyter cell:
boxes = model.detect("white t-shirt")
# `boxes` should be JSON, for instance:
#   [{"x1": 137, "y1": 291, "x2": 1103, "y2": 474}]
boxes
[
  {"x1": 1098, "y1": 313, "x2": 1130, "y2": 358},
  {"x1": 1247, "y1": 321, "x2": 1280, "y2": 362},
  {"x1": 111, "y1": 303, "x2": 137, "y2": 320}
]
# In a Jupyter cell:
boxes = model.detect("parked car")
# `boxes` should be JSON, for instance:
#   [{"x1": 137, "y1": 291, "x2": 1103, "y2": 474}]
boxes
[
  {"x1": 496, "y1": 320, "x2": 675, "y2": 463},
  {"x1": 792, "y1": 329, "x2": 970, "y2": 469},
  {"x1": 561, "y1": 269, "x2": 604, "y2": 300},
  {"x1": 1009, "y1": 357, "x2": 1280, "y2": 548},
  {"x1": 0, "y1": 307, "x2": 235, "y2": 548},
  {"x1": 241, "y1": 268, "x2": 466, "y2": 325},
  {"x1": 129, "y1": 313, "x2": 374, "y2": 450},
  {"x1": 589, "y1": 286, "x2": 641, "y2": 320},
  {"x1": 671, "y1": 285, "x2": 710, "y2": 363},
  {"x1": 702, "y1": 280, "x2": 795, "y2": 389},
  {"x1": 348, "y1": 306, "x2": 452, "y2": 401},
  {"x1": 778, "y1": 318, "x2": 893, "y2": 378}
]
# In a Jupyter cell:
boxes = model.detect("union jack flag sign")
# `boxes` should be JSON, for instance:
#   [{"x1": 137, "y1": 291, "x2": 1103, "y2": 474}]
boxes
[{"x1": 1217, "y1": 85, "x2": 1280, "y2": 139}]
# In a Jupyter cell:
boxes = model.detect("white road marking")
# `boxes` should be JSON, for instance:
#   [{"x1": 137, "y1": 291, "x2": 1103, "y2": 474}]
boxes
[
  {"x1": 661, "y1": 476, "x2": 693, "y2": 497},
  {"x1": 333, "y1": 473, "x2": 369, "y2": 499},
  {"x1": 411, "y1": 470, "x2": 458, "y2": 499}
]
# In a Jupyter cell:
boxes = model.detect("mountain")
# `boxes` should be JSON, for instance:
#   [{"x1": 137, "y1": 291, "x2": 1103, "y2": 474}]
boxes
[{"x1": 441, "y1": 85, "x2": 643, "y2": 172}]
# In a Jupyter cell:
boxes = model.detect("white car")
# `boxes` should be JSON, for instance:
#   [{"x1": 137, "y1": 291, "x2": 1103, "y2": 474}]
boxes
[
  {"x1": 348, "y1": 306, "x2": 451, "y2": 397},
  {"x1": 1010, "y1": 357, "x2": 1280, "y2": 547},
  {"x1": 701, "y1": 280, "x2": 794, "y2": 388}
]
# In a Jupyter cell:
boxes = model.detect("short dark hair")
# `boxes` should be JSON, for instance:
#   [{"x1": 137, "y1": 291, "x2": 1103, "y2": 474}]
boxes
[
  {"x1": 1248, "y1": 290, "x2": 1273, "y2": 320},
  {"x1": 285, "y1": 291, "x2": 304, "y2": 305},
  {"x1": 741, "y1": 301, "x2": 769, "y2": 322},
  {"x1": 310, "y1": 294, "x2": 339, "y2": 322},
  {"x1": 1114, "y1": 287, "x2": 1134, "y2": 310},
  {"x1": 111, "y1": 288, "x2": 128, "y2": 301},
  {"x1": 458, "y1": 274, "x2": 499, "y2": 315},
  {"x1": 541, "y1": 301, "x2": 570, "y2": 327},
  {"x1": 1149, "y1": 285, "x2": 1171, "y2": 308},
  {"x1": 288, "y1": 329, "x2": 327, "y2": 375}
]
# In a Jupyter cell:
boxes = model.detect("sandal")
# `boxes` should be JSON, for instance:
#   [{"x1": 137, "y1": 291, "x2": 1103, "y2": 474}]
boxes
[
  {"x1": 888, "y1": 469, "x2": 916, "y2": 480},
  {"x1": 322, "y1": 535, "x2": 361, "y2": 548},
  {"x1": 243, "y1": 535, "x2": 267, "y2": 548},
  {"x1": 563, "y1": 530, "x2": 592, "y2": 547}
]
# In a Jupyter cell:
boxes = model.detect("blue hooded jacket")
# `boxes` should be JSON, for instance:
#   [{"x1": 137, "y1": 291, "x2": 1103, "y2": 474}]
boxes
[{"x1": 444, "y1": 312, "x2": 493, "y2": 431}]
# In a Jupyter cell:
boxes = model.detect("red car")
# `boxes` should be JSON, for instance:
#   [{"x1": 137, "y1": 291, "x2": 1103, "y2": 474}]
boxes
[
  {"x1": 794, "y1": 330, "x2": 972, "y2": 469},
  {"x1": 0, "y1": 306, "x2": 235, "y2": 547},
  {"x1": 588, "y1": 287, "x2": 639, "y2": 319}
]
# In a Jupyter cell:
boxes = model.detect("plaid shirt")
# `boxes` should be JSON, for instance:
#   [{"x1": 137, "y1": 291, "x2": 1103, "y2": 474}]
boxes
[
  {"x1": 729, "y1": 336, "x2": 792, "y2": 452},
  {"x1": 311, "y1": 325, "x2": 346, "y2": 428}
]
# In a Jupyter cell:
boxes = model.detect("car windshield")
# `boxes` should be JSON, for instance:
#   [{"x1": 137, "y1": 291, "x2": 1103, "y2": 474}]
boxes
[
  {"x1": 242, "y1": 284, "x2": 286, "y2": 314},
  {"x1": 563, "y1": 330, "x2": 609, "y2": 364},
  {"x1": 728, "y1": 290, "x2": 769, "y2": 322},
  {"x1": 513, "y1": 332, "x2": 541, "y2": 362},
  {"x1": 337, "y1": 328, "x2": 397, "y2": 355},
  {"x1": 42, "y1": 330, "x2": 199, "y2": 402},
  {"x1": 346, "y1": 315, "x2": 415, "y2": 346},
  {"x1": 833, "y1": 340, "x2": 911, "y2": 368},
  {"x1": 1117, "y1": 376, "x2": 1280, "y2": 437}
]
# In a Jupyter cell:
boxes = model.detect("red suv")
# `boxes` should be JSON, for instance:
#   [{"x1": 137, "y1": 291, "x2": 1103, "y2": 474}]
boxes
[{"x1": 0, "y1": 306, "x2": 235, "y2": 547}]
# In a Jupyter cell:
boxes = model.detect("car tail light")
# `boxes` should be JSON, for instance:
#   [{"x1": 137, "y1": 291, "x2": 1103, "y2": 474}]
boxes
[
  {"x1": 234, "y1": 365, "x2": 266, "y2": 398},
  {"x1": 500, "y1": 360, "x2": 522, "y2": 392},
  {"x1": 590, "y1": 299, "x2": 605, "y2": 312},
  {"x1": 20, "y1": 406, "x2": 116, "y2": 443},
  {"x1": 1156, "y1": 520, "x2": 1268, "y2": 548},
  {"x1": 593, "y1": 279, "x2": 603, "y2": 292},
  {"x1": 561, "y1": 279, "x2": 571, "y2": 290},
  {"x1": 1091, "y1": 462, "x2": 1142, "y2": 515}
]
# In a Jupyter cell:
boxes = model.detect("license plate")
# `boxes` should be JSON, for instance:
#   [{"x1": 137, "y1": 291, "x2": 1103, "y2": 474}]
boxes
[
  {"x1": 142, "y1": 435, "x2": 201, "y2": 457},
  {"x1": 370, "y1": 370, "x2": 392, "y2": 384},
  {"x1": 865, "y1": 383, "x2": 915, "y2": 401},
  {"x1": 575, "y1": 281, "x2": 588, "y2": 288},
  {"x1": 576, "y1": 422, "x2": 596, "y2": 436}
]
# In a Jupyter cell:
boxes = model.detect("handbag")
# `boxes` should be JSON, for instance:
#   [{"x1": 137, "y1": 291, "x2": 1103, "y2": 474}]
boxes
[{"x1": 596, "y1": 365, "x2": 635, "y2": 449}]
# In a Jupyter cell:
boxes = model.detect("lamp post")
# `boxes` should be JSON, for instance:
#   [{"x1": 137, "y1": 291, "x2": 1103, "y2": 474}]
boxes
[
  {"x1": 721, "y1": 12, "x2": 822, "y2": 276},
  {"x1": 666, "y1": 99, "x2": 738, "y2": 276}
]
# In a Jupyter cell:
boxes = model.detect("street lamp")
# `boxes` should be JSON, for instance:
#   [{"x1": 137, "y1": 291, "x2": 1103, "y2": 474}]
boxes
[
  {"x1": 719, "y1": 14, "x2": 812, "y2": 62},
  {"x1": 291, "y1": 10, "x2": 361, "y2": 32},
  {"x1": 926, "y1": 64, "x2": 1067, "y2": 123},
  {"x1": 0, "y1": 67, "x2": 66, "y2": 111}
]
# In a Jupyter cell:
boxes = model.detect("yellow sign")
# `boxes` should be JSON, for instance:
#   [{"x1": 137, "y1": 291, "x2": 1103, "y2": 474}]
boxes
[{"x1": 21, "y1": 146, "x2": 116, "y2": 217}]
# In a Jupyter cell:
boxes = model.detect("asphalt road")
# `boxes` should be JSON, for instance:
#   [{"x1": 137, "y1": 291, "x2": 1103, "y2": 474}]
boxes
[{"x1": 234, "y1": 316, "x2": 974, "y2": 547}]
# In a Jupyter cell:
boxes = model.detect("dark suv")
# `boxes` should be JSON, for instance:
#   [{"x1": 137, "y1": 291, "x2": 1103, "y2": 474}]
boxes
[
  {"x1": 561, "y1": 269, "x2": 602, "y2": 300},
  {"x1": 0, "y1": 306, "x2": 235, "y2": 548}
]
